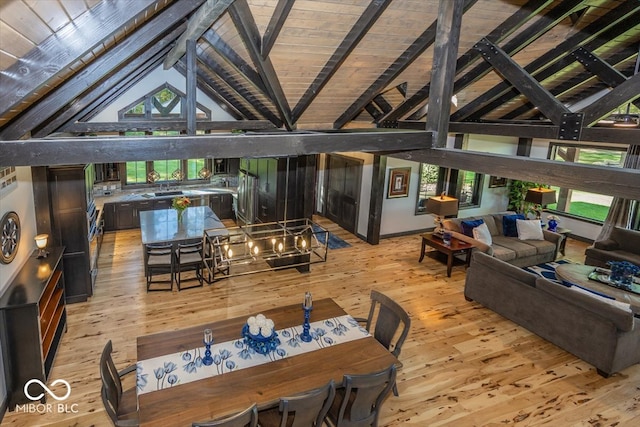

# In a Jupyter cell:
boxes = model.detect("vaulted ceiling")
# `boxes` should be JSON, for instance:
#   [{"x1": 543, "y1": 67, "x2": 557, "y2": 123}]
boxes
[{"x1": 1, "y1": 0, "x2": 639, "y2": 141}]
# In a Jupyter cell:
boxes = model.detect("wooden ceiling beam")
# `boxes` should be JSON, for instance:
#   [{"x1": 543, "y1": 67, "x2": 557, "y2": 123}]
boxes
[
  {"x1": 390, "y1": 147, "x2": 640, "y2": 200},
  {"x1": 229, "y1": 0, "x2": 293, "y2": 130},
  {"x1": 62, "y1": 120, "x2": 276, "y2": 133},
  {"x1": 571, "y1": 47, "x2": 628, "y2": 88},
  {"x1": 194, "y1": 49, "x2": 283, "y2": 126},
  {"x1": 62, "y1": 46, "x2": 173, "y2": 128},
  {"x1": 174, "y1": 63, "x2": 250, "y2": 120},
  {"x1": 380, "y1": 0, "x2": 565, "y2": 123},
  {"x1": 30, "y1": 24, "x2": 187, "y2": 138},
  {"x1": 292, "y1": 0, "x2": 393, "y2": 122},
  {"x1": 0, "y1": 0, "x2": 205, "y2": 141},
  {"x1": 261, "y1": 0, "x2": 295, "y2": 59},
  {"x1": 0, "y1": 131, "x2": 431, "y2": 167},
  {"x1": 473, "y1": 38, "x2": 571, "y2": 125},
  {"x1": 0, "y1": 0, "x2": 161, "y2": 118},
  {"x1": 580, "y1": 73, "x2": 640, "y2": 125},
  {"x1": 454, "y1": 3, "x2": 640, "y2": 122},
  {"x1": 427, "y1": 0, "x2": 465, "y2": 147},
  {"x1": 202, "y1": 30, "x2": 268, "y2": 95},
  {"x1": 163, "y1": 0, "x2": 235, "y2": 70}
]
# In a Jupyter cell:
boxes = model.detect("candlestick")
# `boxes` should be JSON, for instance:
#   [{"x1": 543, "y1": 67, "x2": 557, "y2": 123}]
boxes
[
  {"x1": 301, "y1": 292, "x2": 313, "y2": 342},
  {"x1": 203, "y1": 328, "x2": 214, "y2": 365}
]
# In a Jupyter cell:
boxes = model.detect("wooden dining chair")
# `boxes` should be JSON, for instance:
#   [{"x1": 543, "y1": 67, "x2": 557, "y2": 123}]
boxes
[
  {"x1": 356, "y1": 290, "x2": 410, "y2": 396},
  {"x1": 326, "y1": 364, "x2": 396, "y2": 427},
  {"x1": 145, "y1": 243, "x2": 174, "y2": 291},
  {"x1": 100, "y1": 340, "x2": 139, "y2": 426},
  {"x1": 258, "y1": 379, "x2": 336, "y2": 427},
  {"x1": 175, "y1": 241, "x2": 204, "y2": 290},
  {"x1": 192, "y1": 403, "x2": 258, "y2": 427}
]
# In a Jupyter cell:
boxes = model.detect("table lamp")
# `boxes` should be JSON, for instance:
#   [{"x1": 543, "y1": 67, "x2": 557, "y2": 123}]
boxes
[
  {"x1": 426, "y1": 194, "x2": 459, "y2": 237},
  {"x1": 524, "y1": 187, "x2": 556, "y2": 219}
]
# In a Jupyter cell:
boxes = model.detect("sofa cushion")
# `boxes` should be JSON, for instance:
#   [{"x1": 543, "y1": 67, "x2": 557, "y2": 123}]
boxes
[
  {"x1": 472, "y1": 222, "x2": 493, "y2": 246},
  {"x1": 490, "y1": 244, "x2": 517, "y2": 262},
  {"x1": 461, "y1": 219, "x2": 484, "y2": 237},
  {"x1": 503, "y1": 214, "x2": 526, "y2": 237},
  {"x1": 520, "y1": 238, "x2": 556, "y2": 255},
  {"x1": 492, "y1": 236, "x2": 538, "y2": 258},
  {"x1": 516, "y1": 219, "x2": 544, "y2": 240},
  {"x1": 536, "y1": 278, "x2": 633, "y2": 331},
  {"x1": 611, "y1": 227, "x2": 640, "y2": 253}
]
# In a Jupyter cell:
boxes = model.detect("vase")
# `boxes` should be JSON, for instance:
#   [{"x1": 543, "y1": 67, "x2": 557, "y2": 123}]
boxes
[
  {"x1": 548, "y1": 219, "x2": 558, "y2": 232},
  {"x1": 177, "y1": 209, "x2": 184, "y2": 223}
]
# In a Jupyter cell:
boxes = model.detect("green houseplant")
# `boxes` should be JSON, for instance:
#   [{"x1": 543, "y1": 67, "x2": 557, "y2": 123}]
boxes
[{"x1": 508, "y1": 180, "x2": 542, "y2": 214}]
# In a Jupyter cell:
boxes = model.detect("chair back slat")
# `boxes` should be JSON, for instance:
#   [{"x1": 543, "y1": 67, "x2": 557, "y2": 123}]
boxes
[
  {"x1": 278, "y1": 379, "x2": 335, "y2": 427},
  {"x1": 192, "y1": 403, "x2": 258, "y2": 427}
]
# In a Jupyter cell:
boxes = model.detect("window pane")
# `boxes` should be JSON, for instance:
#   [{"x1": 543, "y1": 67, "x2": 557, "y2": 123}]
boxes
[
  {"x1": 187, "y1": 159, "x2": 206, "y2": 180},
  {"x1": 549, "y1": 144, "x2": 623, "y2": 221},
  {"x1": 416, "y1": 163, "x2": 439, "y2": 214},
  {"x1": 457, "y1": 170, "x2": 480, "y2": 207},
  {"x1": 126, "y1": 161, "x2": 147, "y2": 184}
]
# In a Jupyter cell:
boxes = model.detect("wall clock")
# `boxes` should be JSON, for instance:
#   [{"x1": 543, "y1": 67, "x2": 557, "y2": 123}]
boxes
[{"x1": 1, "y1": 211, "x2": 20, "y2": 264}]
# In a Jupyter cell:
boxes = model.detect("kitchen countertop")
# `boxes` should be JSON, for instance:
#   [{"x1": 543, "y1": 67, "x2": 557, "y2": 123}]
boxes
[{"x1": 94, "y1": 186, "x2": 237, "y2": 223}]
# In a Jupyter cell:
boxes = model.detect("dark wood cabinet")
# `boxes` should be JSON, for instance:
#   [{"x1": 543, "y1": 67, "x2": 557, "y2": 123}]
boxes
[
  {"x1": 48, "y1": 165, "x2": 93, "y2": 303},
  {"x1": 103, "y1": 203, "x2": 116, "y2": 231},
  {"x1": 243, "y1": 156, "x2": 315, "y2": 223},
  {"x1": 210, "y1": 193, "x2": 233, "y2": 219},
  {"x1": 0, "y1": 248, "x2": 66, "y2": 408},
  {"x1": 154, "y1": 198, "x2": 172, "y2": 210}
]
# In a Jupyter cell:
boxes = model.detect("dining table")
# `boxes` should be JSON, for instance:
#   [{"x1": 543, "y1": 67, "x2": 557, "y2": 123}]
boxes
[{"x1": 135, "y1": 298, "x2": 399, "y2": 426}]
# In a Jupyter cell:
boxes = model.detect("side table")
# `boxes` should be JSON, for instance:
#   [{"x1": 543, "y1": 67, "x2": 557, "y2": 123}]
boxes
[
  {"x1": 547, "y1": 226, "x2": 571, "y2": 256},
  {"x1": 419, "y1": 233, "x2": 476, "y2": 277}
]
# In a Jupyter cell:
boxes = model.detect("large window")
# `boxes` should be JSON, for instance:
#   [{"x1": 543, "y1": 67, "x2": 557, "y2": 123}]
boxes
[
  {"x1": 415, "y1": 164, "x2": 483, "y2": 214},
  {"x1": 548, "y1": 143, "x2": 627, "y2": 222}
]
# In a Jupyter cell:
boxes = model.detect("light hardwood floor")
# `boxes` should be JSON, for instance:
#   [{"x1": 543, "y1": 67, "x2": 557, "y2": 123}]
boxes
[{"x1": 3, "y1": 219, "x2": 639, "y2": 426}]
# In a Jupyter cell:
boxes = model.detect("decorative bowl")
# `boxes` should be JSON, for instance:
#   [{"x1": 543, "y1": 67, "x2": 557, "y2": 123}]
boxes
[{"x1": 242, "y1": 324, "x2": 280, "y2": 355}]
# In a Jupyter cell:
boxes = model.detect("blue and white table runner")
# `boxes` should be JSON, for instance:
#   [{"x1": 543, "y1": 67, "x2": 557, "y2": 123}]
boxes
[{"x1": 136, "y1": 314, "x2": 369, "y2": 395}]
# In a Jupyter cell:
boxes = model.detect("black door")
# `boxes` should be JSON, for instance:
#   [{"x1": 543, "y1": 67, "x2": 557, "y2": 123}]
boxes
[{"x1": 325, "y1": 155, "x2": 362, "y2": 234}]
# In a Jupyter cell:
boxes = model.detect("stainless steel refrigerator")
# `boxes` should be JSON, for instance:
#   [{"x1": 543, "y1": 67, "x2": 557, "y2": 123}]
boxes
[{"x1": 237, "y1": 171, "x2": 258, "y2": 225}]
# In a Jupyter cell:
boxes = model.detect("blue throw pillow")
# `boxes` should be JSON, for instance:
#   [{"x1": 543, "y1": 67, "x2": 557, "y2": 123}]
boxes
[
  {"x1": 461, "y1": 219, "x2": 484, "y2": 237},
  {"x1": 502, "y1": 214, "x2": 525, "y2": 237}
]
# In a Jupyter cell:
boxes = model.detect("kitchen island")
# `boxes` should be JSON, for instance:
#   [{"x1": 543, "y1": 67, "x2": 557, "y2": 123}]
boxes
[{"x1": 139, "y1": 205, "x2": 226, "y2": 247}]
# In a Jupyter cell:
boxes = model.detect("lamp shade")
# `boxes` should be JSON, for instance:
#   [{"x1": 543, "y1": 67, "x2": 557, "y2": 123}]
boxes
[
  {"x1": 524, "y1": 187, "x2": 556, "y2": 206},
  {"x1": 425, "y1": 195, "x2": 459, "y2": 217},
  {"x1": 34, "y1": 234, "x2": 48, "y2": 249}
]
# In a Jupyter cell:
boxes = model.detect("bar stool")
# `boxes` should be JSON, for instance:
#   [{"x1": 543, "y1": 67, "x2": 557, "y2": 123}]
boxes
[
  {"x1": 145, "y1": 244, "x2": 174, "y2": 292},
  {"x1": 175, "y1": 241, "x2": 204, "y2": 290}
]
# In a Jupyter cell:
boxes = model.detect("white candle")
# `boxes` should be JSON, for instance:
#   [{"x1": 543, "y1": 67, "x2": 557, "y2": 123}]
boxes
[
  {"x1": 304, "y1": 291, "x2": 312, "y2": 309},
  {"x1": 204, "y1": 328, "x2": 213, "y2": 344},
  {"x1": 277, "y1": 242, "x2": 283, "y2": 252}
]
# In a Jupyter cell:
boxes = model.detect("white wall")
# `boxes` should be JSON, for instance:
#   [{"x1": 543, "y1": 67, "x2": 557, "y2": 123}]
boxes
[
  {"x1": 0, "y1": 167, "x2": 37, "y2": 411},
  {"x1": 91, "y1": 66, "x2": 235, "y2": 122}
]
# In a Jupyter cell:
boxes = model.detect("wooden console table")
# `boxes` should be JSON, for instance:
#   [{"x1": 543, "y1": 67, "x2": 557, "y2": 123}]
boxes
[{"x1": 419, "y1": 233, "x2": 475, "y2": 277}]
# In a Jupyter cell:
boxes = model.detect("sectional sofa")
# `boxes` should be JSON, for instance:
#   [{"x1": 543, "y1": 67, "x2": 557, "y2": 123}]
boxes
[
  {"x1": 465, "y1": 251, "x2": 640, "y2": 377},
  {"x1": 585, "y1": 226, "x2": 640, "y2": 268}
]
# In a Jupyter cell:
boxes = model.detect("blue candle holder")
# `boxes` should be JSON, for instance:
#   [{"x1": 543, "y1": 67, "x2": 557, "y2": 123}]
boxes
[
  {"x1": 300, "y1": 305, "x2": 313, "y2": 342},
  {"x1": 202, "y1": 329, "x2": 214, "y2": 365}
]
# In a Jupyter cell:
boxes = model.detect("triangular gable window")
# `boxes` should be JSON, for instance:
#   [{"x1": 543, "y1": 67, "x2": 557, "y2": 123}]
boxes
[{"x1": 118, "y1": 83, "x2": 211, "y2": 121}]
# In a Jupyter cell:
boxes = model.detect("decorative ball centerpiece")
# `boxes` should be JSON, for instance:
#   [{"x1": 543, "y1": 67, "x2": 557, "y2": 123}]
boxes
[{"x1": 242, "y1": 314, "x2": 280, "y2": 355}]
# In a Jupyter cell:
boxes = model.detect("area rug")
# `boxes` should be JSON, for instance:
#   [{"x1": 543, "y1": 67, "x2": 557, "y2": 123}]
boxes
[
  {"x1": 523, "y1": 259, "x2": 572, "y2": 284},
  {"x1": 312, "y1": 224, "x2": 352, "y2": 249}
]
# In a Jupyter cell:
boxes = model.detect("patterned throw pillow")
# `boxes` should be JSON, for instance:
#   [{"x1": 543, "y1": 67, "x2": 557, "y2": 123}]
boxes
[{"x1": 502, "y1": 214, "x2": 525, "y2": 237}]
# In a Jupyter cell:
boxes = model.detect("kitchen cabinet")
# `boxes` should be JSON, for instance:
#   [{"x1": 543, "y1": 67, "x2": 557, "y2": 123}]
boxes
[
  {"x1": 0, "y1": 248, "x2": 66, "y2": 408},
  {"x1": 210, "y1": 193, "x2": 233, "y2": 219},
  {"x1": 48, "y1": 165, "x2": 94, "y2": 303},
  {"x1": 154, "y1": 198, "x2": 172, "y2": 210},
  {"x1": 242, "y1": 156, "x2": 315, "y2": 223},
  {"x1": 103, "y1": 203, "x2": 116, "y2": 231},
  {"x1": 115, "y1": 202, "x2": 136, "y2": 229}
]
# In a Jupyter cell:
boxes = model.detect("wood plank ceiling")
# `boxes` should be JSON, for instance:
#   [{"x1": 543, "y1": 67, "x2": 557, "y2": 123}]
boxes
[{"x1": 0, "y1": 0, "x2": 639, "y2": 157}]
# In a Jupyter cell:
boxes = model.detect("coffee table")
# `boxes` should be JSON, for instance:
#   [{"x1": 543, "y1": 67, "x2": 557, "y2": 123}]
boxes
[
  {"x1": 555, "y1": 264, "x2": 640, "y2": 312},
  {"x1": 419, "y1": 232, "x2": 475, "y2": 277}
]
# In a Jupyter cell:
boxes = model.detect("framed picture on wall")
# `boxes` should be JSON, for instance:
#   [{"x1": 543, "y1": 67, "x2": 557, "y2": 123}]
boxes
[
  {"x1": 387, "y1": 168, "x2": 411, "y2": 198},
  {"x1": 488, "y1": 176, "x2": 508, "y2": 188}
]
